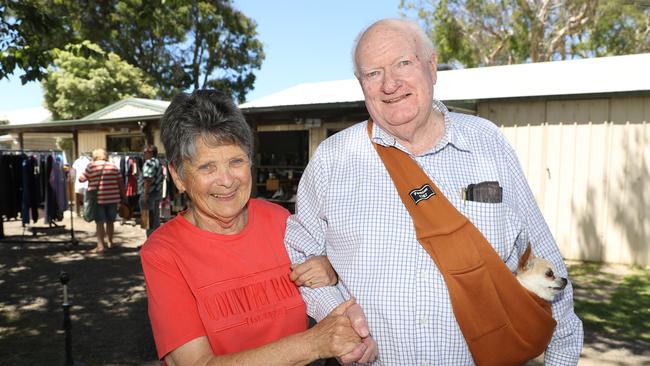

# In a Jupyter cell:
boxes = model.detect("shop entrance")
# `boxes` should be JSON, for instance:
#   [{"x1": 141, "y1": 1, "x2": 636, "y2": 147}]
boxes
[{"x1": 255, "y1": 130, "x2": 309, "y2": 212}]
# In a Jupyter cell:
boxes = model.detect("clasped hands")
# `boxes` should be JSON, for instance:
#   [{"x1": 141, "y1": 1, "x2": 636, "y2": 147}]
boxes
[{"x1": 291, "y1": 257, "x2": 378, "y2": 365}]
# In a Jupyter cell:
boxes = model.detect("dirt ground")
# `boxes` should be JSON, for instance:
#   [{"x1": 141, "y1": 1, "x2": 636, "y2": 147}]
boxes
[
  {"x1": 0, "y1": 211, "x2": 158, "y2": 365},
  {"x1": 0, "y1": 212, "x2": 648, "y2": 365}
]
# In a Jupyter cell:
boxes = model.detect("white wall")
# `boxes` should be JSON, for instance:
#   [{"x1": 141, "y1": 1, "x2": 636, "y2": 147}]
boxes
[{"x1": 480, "y1": 96, "x2": 649, "y2": 266}]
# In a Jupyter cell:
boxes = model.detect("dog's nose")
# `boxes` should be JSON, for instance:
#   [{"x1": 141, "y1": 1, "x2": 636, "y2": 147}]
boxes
[{"x1": 560, "y1": 278, "x2": 568, "y2": 289}]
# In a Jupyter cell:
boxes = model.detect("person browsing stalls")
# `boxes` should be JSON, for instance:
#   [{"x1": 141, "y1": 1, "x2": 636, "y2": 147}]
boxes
[{"x1": 138, "y1": 144, "x2": 164, "y2": 237}]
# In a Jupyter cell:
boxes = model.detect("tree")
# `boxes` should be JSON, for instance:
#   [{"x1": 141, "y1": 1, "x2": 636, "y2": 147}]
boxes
[
  {"x1": 399, "y1": 0, "x2": 650, "y2": 67},
  {"x1": 41, "y1": 41, "x2": 157, "y2": 120},
  {"x1": 0, "y1": 0, "x2": 75, "y2": 83},
  {"x1": 2, "y1": 0, "x2": 264, "y2": 102}
]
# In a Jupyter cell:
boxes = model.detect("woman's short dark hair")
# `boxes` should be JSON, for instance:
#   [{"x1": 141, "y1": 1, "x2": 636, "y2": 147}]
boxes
[{"x1": 160, "y1": 89, "x2": 252, "y2": 178}]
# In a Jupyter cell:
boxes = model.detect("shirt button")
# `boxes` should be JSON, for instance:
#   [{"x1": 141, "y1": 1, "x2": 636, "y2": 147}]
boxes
[
  {"x1": 422, "y1": 362, "x2": 430, "y2": 366},
  {"x1": 419, "y1": 270, "x2": 428, "y2": 279},
  {"x1": 420, "y1": 317, "x2": 428, "y2": 325}
]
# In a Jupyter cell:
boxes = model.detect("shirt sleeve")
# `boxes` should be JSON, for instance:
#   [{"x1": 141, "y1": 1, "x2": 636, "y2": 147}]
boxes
[
  {"x1": 498, "y1": 132, "x2": 584, "y2": 365},
  {"x1": 78, "y1": 163, "x2": 90, "y2": 182},
  {"x1": 284, "y1": 146, "x2": 348, "y2": 321},
  {"x1": 140, "y1": 242, "x2": 206, "y2": 360}
]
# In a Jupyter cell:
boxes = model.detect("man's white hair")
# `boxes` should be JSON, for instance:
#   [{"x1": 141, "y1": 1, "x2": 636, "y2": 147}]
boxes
[{"x1": 351, "y1": 18, "x2": 436, "y2": 78}]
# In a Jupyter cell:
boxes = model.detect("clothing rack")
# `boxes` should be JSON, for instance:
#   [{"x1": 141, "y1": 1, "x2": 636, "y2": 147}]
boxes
[{"x1": 0, "y1": 149, "x2": 78, "y2": 247}]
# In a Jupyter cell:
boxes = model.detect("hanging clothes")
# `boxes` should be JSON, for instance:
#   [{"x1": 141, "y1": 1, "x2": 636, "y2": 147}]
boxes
[
  {"x1": 72, "y1": 155, "x2": 91, "y2": 194},
  {"x1": 0, "y1": 150, "x2": 66, "y2": 225},
  {"x1": 0, "y1": 153, "x2": 22, "y2": 219},
  {"x1": 21, "y1": 154, "x2": 40, "y2": 224},
  {"x1": 49, "y1": 155, "x2": 67, "y2": 213}
]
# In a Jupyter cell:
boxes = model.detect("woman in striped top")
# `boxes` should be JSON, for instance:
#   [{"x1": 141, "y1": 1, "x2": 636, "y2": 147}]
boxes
[{"x1": 79, "y1": 148, "x2": 126, "y2": 252}]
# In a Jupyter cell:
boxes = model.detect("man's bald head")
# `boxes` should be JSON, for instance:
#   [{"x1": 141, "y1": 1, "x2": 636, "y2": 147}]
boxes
[{"x1": 352, "y1": 18, "x2": 436, "y2": 78}]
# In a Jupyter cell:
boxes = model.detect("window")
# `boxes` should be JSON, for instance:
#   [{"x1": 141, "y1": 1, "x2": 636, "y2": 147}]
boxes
[{"x1": 106, "y1": 135, "x2": 145, "y2": 153}]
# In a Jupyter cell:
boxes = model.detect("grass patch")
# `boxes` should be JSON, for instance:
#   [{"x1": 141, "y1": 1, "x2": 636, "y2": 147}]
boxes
[{"x1": 568, "y1": 263, "x2": 650, "y2": 345}]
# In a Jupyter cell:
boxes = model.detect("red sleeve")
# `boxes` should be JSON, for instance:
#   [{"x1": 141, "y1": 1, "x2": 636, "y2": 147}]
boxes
[{"x1": 140, "y1": 241, "x2": 206, "y2": 360}]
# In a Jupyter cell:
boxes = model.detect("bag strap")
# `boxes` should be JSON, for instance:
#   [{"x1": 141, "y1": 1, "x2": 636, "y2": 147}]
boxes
[{"x1": 367, "y1": 120, "x2": 556, "y2": 365}]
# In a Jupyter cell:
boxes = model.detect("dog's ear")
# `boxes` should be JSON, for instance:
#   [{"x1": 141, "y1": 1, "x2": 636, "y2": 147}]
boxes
[{"x1": 518, "y1": 243, "x2": 533, "y2": 271}]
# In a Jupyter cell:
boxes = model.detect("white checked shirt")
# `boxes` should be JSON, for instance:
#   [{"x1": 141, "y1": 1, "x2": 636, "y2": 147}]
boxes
[{"x1": 285, "y1": 100, "x2": 583, "y2": 365}]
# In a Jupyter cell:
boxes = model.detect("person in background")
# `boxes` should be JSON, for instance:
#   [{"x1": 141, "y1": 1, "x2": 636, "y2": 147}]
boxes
[
  {"x1": 71, "y1": 153, "x2": 91, "y2": 217},
  {"x1": 79, "y1": 148, "x2": 126, "y2": 253},
  {"x1": 285, "y1": 18, "x2": 583, "y2": 365},
  {"x1": 140, "y1": 89, "x2": 370, "y2": 366},
  {"x1": 139, "y1": 144, "x2": 164, "y2": 237}
]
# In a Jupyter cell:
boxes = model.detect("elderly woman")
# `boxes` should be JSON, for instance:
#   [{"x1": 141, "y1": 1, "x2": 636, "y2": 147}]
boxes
[
  {"x1": 78, "y1": 148, "x2": 125, "y2": 252},
  {"x1": 140, "y1": 90, "x2": 364, "y2": 366}
]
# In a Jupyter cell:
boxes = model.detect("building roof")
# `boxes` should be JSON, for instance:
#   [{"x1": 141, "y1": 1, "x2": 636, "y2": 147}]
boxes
[
  {"x1": 1, "y1": 53, "x2": 649, "y2": 132},
  {"x1": 0, "y1": 106, "x2": 52, "y2": 125},
  {"x1": 81, "y1": 98, "x2": 170, "y2": 120},
  {"x1": 240, "y1": 53, "x2": 650, "y2": 110}
]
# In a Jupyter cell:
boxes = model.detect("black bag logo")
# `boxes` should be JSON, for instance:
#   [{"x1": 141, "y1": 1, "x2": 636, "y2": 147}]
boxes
[{"x1": 409, "y1": 184, "x2": 435, "y2": 204}]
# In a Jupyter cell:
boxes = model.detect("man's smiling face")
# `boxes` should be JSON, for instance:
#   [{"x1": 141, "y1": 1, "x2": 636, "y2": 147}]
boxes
[{"x1": 355, "y1": 22, "x2": 437, "y2": 138}]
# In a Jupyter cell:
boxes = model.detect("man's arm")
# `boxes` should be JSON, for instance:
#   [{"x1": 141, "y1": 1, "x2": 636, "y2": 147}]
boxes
[
  {"x1": 284, "y1": 149, "x2": 349, "y2": 321},
  {"x1": 500, "y1": 133, "x2": 584, "y2": 365},
  {"x1": 284, "y1": 145, "x2": 378, "y2": 365}
]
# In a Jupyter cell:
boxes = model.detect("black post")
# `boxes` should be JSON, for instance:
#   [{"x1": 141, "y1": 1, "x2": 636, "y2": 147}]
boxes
[
  {"x1": 68, "y1": 204, "x2": 77, "y2": 248},
  {"x1": 60, "y1": 271, "x2": 74, "y2": 366}
]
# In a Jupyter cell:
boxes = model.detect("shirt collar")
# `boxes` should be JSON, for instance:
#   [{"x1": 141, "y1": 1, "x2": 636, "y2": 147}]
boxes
[{"x1": 370, "y1": 99, "x2": 472, "y2": 156}]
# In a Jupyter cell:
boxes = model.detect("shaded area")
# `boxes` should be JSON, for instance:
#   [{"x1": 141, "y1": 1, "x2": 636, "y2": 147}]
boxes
[
  {"x1": 0, "y1": 223, "x2": 156, "y2": 365},
  {"x1": 573, "y1": 186, "x2": 604, "y2": 262},
  {"x1": 568, "y1": 262, "x2": 650, "y2": 355},
  {"x1": 612, "y1": 128, "x2": 648, "y2": 266},
  {"x1": 571, "y1": 123, "x2": 648, "y2": 266}
]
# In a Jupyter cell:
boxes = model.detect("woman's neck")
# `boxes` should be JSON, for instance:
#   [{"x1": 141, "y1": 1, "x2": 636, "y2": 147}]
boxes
[{"x1": 188, "y1": 207, "x2": 248, "y2": 235}]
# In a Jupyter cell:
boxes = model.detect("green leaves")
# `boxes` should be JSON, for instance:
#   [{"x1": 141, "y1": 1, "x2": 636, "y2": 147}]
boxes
[
  {"x1": 2, "y1": 0, "x2": 264, "y2": 103},
  {"x1": 400, "y1": 0, "x2": 650, "y2": 67},
  {"x1": 41, "y1": 41, "x2": 158, "y2": 120}
]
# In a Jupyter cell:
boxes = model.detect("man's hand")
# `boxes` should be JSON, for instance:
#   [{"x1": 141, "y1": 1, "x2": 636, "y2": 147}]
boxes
[
  {"x1": 337, "y1": 299, "x2": 378, "y2": 365},
  {"x1": 290, "y1": 256, "x2": 338, "y2": 288},
  {"x1": 307, "y1": 299, "x2": 363, "y2": 359}
]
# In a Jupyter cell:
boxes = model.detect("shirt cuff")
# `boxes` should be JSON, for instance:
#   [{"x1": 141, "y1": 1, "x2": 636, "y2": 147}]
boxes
[{"x1": 300, "y1": 285, "x2": 346, "y2": 321}]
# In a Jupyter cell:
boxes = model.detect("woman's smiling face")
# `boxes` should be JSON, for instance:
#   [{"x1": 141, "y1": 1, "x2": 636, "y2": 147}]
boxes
[{"x1": 170, "y1": 137, "x2": 252, "y2": 234}]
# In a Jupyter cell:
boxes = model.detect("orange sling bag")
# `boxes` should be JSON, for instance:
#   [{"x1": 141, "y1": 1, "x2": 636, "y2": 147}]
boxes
[{"x1": 368, "y1": 121, "x2": 555, "y2": 366}]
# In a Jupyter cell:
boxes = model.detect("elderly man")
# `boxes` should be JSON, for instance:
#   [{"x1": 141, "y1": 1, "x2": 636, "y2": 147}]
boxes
[{"x1": 285, "y1": 18, "x2": 583, "y2": 365}]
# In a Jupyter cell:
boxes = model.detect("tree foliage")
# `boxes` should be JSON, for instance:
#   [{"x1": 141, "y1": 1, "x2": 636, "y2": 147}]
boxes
[
  {"x1": 400, "y1": 0, "x2": 650, "y2": 67},
  {"x1": 1, "y1": 0, "x2": 264, "y2": 102},
  {"x1": 0, "y1": 1, "x2": 75, "y2": 83},
  {"x1": 42, "y1": 41, "x2": 157, "y2": 120}
]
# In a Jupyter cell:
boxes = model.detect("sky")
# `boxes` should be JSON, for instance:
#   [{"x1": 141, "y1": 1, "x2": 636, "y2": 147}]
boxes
[{"x1": 0, "y1": 0, "x2": 407, "y2": 112}]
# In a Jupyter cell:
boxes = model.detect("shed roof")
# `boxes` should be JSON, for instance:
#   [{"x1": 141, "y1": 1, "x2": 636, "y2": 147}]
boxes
[
  {"x1": 81, "y1": 98, "x2": 170, "y2": 120},
  {"x1": 240, "y1": 53, "x2": 650, "y2": 109},
  {"x1": 2, "y1": 53, "x2": 649, "y2": 132},
  {"x1": 0, "y1": 106, "x2": 51, "y2": 125},
  {"x1": 0, "y1": 98, "x2": 168, "y2": 131}
]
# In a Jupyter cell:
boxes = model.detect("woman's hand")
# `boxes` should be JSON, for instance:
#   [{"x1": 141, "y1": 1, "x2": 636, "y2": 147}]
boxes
[
  {"x1": 306, "y1": 299, "x2": 364, "y2": 360},
  {"x1": 290, "y1": 255, "x2": 338, "y2": 288}
]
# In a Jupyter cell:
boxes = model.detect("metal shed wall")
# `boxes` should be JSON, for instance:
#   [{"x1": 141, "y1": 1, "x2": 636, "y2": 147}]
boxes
[{"x1": 479, "y1": 96, "x2": 649, "y2": 266}]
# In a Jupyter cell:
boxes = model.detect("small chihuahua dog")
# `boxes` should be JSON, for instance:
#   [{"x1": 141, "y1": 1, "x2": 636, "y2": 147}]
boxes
[{"x1": 516, "y1": 244, "x2": 568, "y2": 301}]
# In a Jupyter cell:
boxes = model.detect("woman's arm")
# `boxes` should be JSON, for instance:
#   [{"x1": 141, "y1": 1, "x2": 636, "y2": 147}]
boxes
[
  {"x1": 164, "y1": 299, "x2": 364, "y2": 366},
  {"x1": 290, "y1": 256, "x2": 338, "y2": 288}
]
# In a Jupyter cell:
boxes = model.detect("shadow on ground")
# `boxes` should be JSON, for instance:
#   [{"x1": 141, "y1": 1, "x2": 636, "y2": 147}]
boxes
[
  {"x1": 568, "y1": 262, "x2": 650, "y2": 357},
  {"x1": 0, "y1": 234, "x2": 157, "y2": 365}
]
